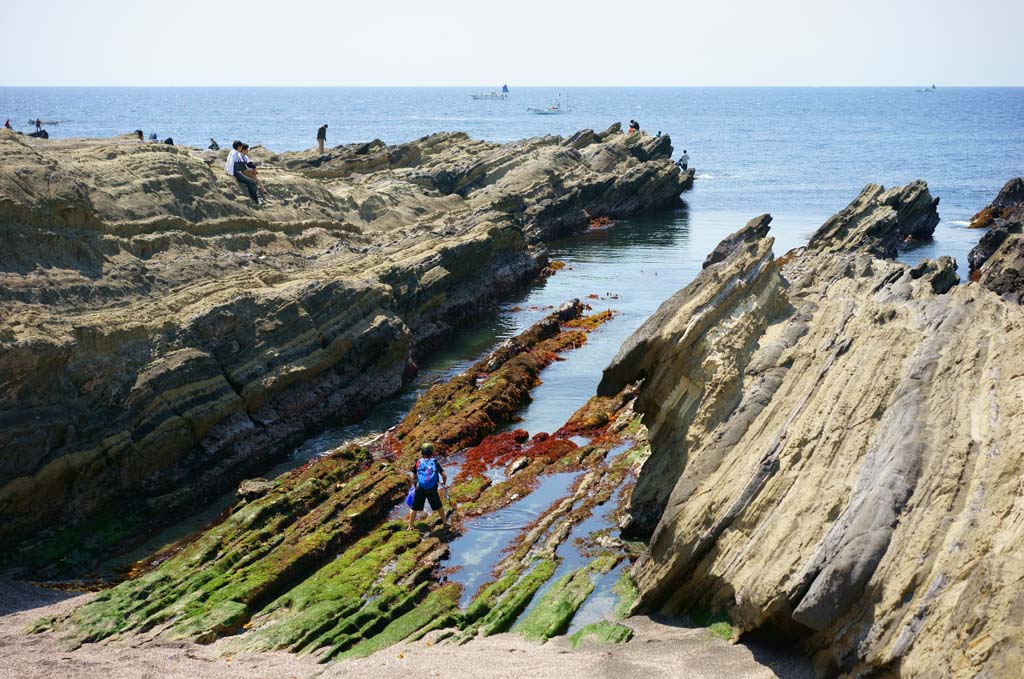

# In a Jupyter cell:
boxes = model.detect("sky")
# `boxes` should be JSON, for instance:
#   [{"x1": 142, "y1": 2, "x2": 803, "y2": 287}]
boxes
[{"x1": 0, "y1": 0, "x2": 1021, "y2": 86}]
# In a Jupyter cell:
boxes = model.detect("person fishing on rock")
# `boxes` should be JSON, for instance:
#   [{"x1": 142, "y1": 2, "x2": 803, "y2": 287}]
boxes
[{"x1": 407, "y1": 441, "x2": 447, "y2": 529}]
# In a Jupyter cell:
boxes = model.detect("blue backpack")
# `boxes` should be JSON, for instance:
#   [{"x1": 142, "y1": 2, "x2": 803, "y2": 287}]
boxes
[{"x1": 416, "y1": 458, "x2": 439, "y2": 490}]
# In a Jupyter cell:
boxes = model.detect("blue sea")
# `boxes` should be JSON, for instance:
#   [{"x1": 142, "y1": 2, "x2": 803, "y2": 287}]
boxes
[{"x1": 2, "y1": 87, "x2": 1022, "y2": 266}]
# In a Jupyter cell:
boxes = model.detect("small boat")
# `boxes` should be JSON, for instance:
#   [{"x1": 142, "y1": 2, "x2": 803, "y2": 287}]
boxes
[
  {"x1": 471, "y1": 84, "x2": 510, "y2": 100},
  {"x1": 915, "y1": 84, "x2": 937, "y2": 92},
  {"x1": 527, "y1": 94, "x2": 573, "y2": 115}
]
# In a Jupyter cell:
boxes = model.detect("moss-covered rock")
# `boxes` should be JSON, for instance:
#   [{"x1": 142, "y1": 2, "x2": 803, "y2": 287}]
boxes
[{"x1": 568, "y1": 620, "x2": 634, "y2": 648}]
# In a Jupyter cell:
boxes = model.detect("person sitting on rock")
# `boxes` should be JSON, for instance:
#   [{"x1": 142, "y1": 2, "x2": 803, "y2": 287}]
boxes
[
  {"x1": 225, "y1": 140, "x2": 261, "y2": 207},
  {"x1": 408, "y1": 442, "x2": 447, "y2": 529},
  {"x1": 677, "y1": 150, "x2": 689, "y2": 171},
  {"x1": 134, "y1": 129, "x2": 144, "y2": 142},
  {"x1": 628, "y1": 119, "x2": 640, "y2": 133},
  {"x1": 239, "y1": 143, "x2": 268, "y2": 199},
  {"x1": 208, "y1": 138, "x2": 220, "y2": 151},
  {"x1": 3, "y1": 119, "x2": 11, "y2": 130}
]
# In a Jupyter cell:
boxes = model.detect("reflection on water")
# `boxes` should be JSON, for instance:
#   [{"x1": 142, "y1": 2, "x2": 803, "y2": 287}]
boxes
[{"x1": 443, "y1": 472, "x2": 581, "y2": 608}]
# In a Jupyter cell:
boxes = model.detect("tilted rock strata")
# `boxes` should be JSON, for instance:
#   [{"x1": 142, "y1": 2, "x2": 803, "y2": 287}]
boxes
[
  {"x1": 968, "y1": 177, "x2": 1024, "y2": 302},
  {"x1": 600, "y1": 183, "x2": 1023, "y2": 678},
  {"x1": 44, "y1": 305, "x2": 639, "y2": 660},
  {"x1": 0, "y1": 127, "x2": 690, "y2": 562},
  {"x1": 805, "y1": 180, "x2": 939, "y2": 259}
]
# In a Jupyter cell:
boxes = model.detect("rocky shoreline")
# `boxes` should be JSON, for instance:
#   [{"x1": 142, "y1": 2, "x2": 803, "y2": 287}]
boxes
[
  {"x1": 3, "y1": 121, "x2": 1022, "y2": 679},
  {"x1": 0, "y1": 126, "x2": 692, "y2": 571},
  {"x1": 600, "y1": 180, "x2": 1024, "y2": 678}
]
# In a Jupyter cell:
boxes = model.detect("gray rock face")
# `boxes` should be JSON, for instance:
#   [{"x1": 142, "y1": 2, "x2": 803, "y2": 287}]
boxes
[
  {"x1": 600, "y1": 181, "x2": 1021, "y2": 678},
  {"x1": 806, "y1": 180, "x2": 939, "y2": 258}
]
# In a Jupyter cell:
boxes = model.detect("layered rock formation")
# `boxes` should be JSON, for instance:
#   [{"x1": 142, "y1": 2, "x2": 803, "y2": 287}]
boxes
[
  {"x1": 600, "y1": 182, "x2": 1023, "y2": 678},
  {"x1": 0, "y1": 126, "x2": 690, "y2": 566},
  {"x1": 968, "y1": 177, "x2": 1024, "y2": 302},
  {"x1": 40, "y1": 305, "x2": 644, "y2": 660}
]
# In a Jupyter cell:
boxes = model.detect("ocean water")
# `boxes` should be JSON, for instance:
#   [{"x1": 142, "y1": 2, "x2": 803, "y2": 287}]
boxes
[{"x1": 3, "y1": 86, "x2": 1022, "y2": 269}]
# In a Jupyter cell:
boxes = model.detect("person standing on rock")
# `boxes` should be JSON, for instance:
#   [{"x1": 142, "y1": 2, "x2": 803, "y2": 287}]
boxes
[
  {"x1": 316, "y1": 123, "x2": 328, "y2": 154},
  {"x1": 408, "y1": 442, "x2": 447, "y2": 529},
  {"x1": 225, "y1": 140, "x2": 261, "y2": 207}
]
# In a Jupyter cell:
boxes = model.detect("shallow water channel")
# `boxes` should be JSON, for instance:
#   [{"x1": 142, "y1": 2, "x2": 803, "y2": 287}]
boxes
[{"x1": 114, "y1": 202, "x2": 969, "y2": 621}]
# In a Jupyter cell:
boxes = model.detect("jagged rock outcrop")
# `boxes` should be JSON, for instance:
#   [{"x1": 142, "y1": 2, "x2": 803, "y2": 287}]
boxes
[
  {"x1": 968, "y1": 177, "x2": 1024, "y2": 302},
  {"x1": 806, "y1": 180, "x2": 939, "y2": 258},
  {"x1": 600, "y1": 182, "x2": 1024, "y2": 678},
  {"x1": 0, "y1": 126, "x2": 690, "y2": 565}
]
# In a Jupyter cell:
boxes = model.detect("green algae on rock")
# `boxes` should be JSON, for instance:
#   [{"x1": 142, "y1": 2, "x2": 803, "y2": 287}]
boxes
[{"x1": 568, "y1": 620, "x2": 634, "y2": 648}]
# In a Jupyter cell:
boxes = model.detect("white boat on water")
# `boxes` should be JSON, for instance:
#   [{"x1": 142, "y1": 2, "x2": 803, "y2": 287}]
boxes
[
  {"x1": 527, "y1": 94, "x2": 572, "y2": 115},
  {"x1": 471, "y1": 84, "x2": 510, "y2": 100},
  {"x1": 916, "y1": 84, "x2": 937, "y2": 92}
]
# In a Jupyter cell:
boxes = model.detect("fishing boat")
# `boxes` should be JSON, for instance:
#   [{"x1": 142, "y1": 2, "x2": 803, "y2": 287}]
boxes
[
  {"x1": 915, "y1": 84, "x2": 937, "y2": 92},
  {"x1": 470, "y1": 84, "x2": 509, "y2": 100},
  {"x1": 527, "y1": 94, "x2": 572, "y2": 115}
]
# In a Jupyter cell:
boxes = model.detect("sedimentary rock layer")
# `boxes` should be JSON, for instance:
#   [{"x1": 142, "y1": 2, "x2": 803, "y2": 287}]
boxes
[
  {"x1": 0, "y1": 127, "x2": 691, "y2": 561},
  {"x1": 600, "y1": 183, "x2": 1023, "y2": 678},
  {"x1": 42, "y1": 305, "x2": 642, "y2": 661}
]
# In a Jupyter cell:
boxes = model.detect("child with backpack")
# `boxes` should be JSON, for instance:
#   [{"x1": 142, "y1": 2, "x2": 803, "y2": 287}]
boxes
[{"x1": 408, "y1": 441, "x2": 447, "y2": 529}]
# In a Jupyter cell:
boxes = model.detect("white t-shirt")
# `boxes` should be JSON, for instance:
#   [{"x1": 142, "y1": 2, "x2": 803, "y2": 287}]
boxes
[
  {"x1": 224, "y1": 149, "x2": 241, "y2": 176},
  {"x1": 679, "y1": 153, "x2": 689, "y2": 166}
]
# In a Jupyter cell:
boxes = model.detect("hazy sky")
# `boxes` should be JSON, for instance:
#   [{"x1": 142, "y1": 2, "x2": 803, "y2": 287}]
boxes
[{"x1": 1, "y1": 0, "x2": 1021, "y2": 86}]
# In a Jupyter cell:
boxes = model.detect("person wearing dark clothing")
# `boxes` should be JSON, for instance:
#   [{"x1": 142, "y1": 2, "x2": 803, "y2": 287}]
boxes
[
  {"x1": 408, "y1": 441, "x2": 447, "y2": 528},
  {"x1": 209, "y1": 138, "x2": 220, "y2": 150},
  {"x1": 628, "y1": 119, "x2": 640, "y2": 133},
  {"x1": 316, "y1": 124, "x2": 328, "y2": 154},
  {"x1": 135, "y1": 129, "x2": 144, "y2": 141},
  {"x1": 34, "y1": 118, "x2": 42, "y2": 131},
  {"x1": 163, "y1": 137, "x2": 174, "y2": 145},
  {"x1": 3, "y1": 119, "x2": 11, "y2": 130},
  {"x1": 225, "y1": 140, "x2": 261, "y2": 206}
]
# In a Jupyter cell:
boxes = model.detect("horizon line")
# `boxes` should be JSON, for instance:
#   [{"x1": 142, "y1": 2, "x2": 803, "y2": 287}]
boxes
[{"x1": 3, "y1": 84, "x2": 1024, "y2": 89}]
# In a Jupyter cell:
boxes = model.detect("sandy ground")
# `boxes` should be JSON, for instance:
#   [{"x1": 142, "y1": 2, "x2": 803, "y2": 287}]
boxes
[{"x1": 0, "y1": 579, "x2": 814, "y2": 679}]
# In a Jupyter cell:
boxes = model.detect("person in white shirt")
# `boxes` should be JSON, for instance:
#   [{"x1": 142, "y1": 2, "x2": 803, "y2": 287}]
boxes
[
  {"x1": 677, "y1": 150, "x2": 689, "y2": 171},
  {"x1": 225, "y1": 140, "x2": 260, "y2": 206}
]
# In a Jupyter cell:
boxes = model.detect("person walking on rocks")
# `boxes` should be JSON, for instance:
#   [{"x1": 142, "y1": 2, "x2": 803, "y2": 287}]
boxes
[
  {"x1": 225, "y1": 140, "x2": 261, "y2": 207},
  {"x1": 408, "y1": 442, "x2": 447, "y2": 529},
  {"x1": 316, "y1": 123, "x2": 328, "y2": 154}
]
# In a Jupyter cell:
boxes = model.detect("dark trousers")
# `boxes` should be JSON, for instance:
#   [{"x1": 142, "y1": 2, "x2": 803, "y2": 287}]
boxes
[{"x1": 234, "y1": 171, "x2": 259, "y2": 202}]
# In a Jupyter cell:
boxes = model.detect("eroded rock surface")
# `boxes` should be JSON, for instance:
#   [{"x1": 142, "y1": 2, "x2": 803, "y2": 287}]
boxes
[
  {"x1": 968, "y1": 177, "x2": 1024, "y2": 302},
  {"x1": 0, "y1": 127, "x2": 690, "y2": 566},
  {"x1": 600, "y1": 182, "x2": 1023, "y2": 678}
]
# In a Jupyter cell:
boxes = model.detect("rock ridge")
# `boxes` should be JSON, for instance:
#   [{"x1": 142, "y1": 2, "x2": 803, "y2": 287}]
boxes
[
  {"x1": 0, "y1": 127, "x2": 691, "y2": 563},
  {"x1": 601, "y1": 181, "x2": 1023, "y2": 678}
]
